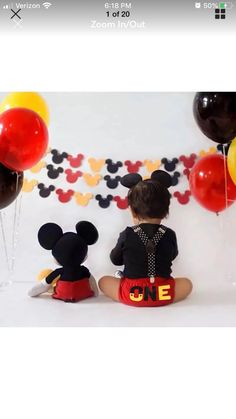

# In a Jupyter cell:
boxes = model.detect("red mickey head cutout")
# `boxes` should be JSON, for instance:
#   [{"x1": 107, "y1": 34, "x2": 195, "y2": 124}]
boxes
[
  {"x1": 173, "y1": 191, "x2": 191, "y2": 205},
  {"x1": 113, "y1": 196, "x2": 128, "y2": 210},
  {"x1": 179, "y1": 154, "x2": 197, "y2": 169},
  {"x1": 183, "y1": 168, "x2": 190, "y2": 179},
  {"x1": 56, "y1": 189, "x2": 74, "y2": 203},
  {"x1": 67, "y1": 153, "x2": 84, "y2": 168},
  {"x1": 65, "y1": 169, "x2": 82, "y2": 183},
  {"x1": 124, "y1": 160, "x2": 142, "y2": 173}
]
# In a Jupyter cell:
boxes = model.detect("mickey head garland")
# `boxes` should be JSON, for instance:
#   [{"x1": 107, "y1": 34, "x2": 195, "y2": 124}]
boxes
[{"x1": 28, "y1": 221, "x2": 99, "y2": 302}]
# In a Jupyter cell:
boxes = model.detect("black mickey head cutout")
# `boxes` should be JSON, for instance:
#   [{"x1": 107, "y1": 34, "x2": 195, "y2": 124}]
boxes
[
  {"x1": 47, "y1": 164, "x2": 64, "y2": 179},
  {"x1": 217, "y1": 143, "x2": 231, "y2": 155},
  {"x1": 161, "y1": 158, "x2": 179, "y2": 172},
  {"x1": 38, "y1": 183, "x2": 55, "y2": 198},
  {"x1": 51, "y1": 149, "x2": 68, "y2": 164},
  {"x1": 171, "y1": 171, "x2": 181, "y2": 186},
  {"x1": 104, "y1": 175, "x2": 121, "y2": 189},
  {"x1": 95, "y1": 194, "x2": 113, "y2": 208},
  {"x1": 105, "y1": 159, "x2": 123, "y2": 174}
]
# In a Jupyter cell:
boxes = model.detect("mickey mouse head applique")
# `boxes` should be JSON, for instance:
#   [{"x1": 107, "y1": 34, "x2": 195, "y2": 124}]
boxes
[
  {"x1": 105, "y1": 159, "x2": 123, "y2": 174},
  {"x1": 46, "y1": 164, "x2": 64, "y2": 180},
  {"x1": 65, "y1": 169, "x2": 82, "y2": 183},
  {"x1": 179, "y1": 154, "x2": 197, "y2": 169},
  {"x1": 104, "y1": 175, "x2": 121, "y2": 189},
  {"x1": 124, "y1": 160, "x2": 142, "y2": 173},
  {"x1": 95, "y1": 194, "x2": 113, "y2": 208},
  {"x1": 56, "y1": 189, "x2": 74, "y2": 203},
  {"x1": 161, "y1": 158, "x2": 179, "y2": 172},
  {"x1": 67, "y1": 154, "x2": 84, "y2": 168},
  {"x1": 173, "y1": 191, "x2": 191, "y2": 205},
  {"x1": 38, "y1": 184, "x2": 55, "y2": 198},
  {"x1": 51, "y1": 149, "x2": 68, "y2": 164}
]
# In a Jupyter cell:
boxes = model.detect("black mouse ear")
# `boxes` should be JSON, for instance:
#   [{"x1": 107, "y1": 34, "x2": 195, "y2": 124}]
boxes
[
  {"x1": 121, "y1": 173, "x2": 142, "y2": 188},
  {"x1": 151, "y1": 170, "x2": 172, "y2": 189},
  {"x1": 38, "y1": 223, "x2": 63, "y2": 250},
  {"x1": 76, "y1": 221, "x2": 99, "y2": 245}
]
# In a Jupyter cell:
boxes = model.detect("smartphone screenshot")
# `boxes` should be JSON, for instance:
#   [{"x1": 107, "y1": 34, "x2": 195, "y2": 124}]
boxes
[{"x1": 0, "y1": 2, "x2": 235, "y2": 419}]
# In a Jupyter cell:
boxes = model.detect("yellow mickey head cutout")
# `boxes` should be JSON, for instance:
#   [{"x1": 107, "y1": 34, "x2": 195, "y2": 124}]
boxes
[
  {"x1": 30, "y1": 161, "x2": 46, "y2": 173},
  {"x1": 88, "y1": 158, "x2": 105, "y2": 173},
  {"x1": 74, "y1": 192, "x2": 93, "y2": 206},
  {"x1": 83, "y1": 173, "x2": 102, "y2": 187},
  {"x1": 22, "y1": 179, "x2": 38, "y2": 193},
  {"x1": 199, "y1": 147, "x2": 216, "y2": 157},
  {"x1": 143, "y1": 160, "x2": 161, "y2": 173},
  {"x1": 44, "y1": 147, "x2": 52, "y2": 156}
]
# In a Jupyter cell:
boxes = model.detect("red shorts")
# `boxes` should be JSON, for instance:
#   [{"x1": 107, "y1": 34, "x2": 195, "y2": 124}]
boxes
[
  {"x1": 53, "y1": 278, "x2": 94, "y2": 302},
  {"x1": 118, "y1": 277, "x2": 175, "y2": 307}
]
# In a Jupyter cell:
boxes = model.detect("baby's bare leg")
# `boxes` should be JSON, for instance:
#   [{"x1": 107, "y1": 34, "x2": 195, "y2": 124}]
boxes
[
  {"x1": 99, "y1": 276, "x2": 121, "y2": 302},
  {"x1": 174, "y1": 278, "x2": 193, "y2": 303}
]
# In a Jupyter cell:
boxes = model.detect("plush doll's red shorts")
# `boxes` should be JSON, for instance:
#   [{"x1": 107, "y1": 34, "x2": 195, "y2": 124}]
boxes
[
  {"x1": 118, "y1": 277, "x2": 175, "y2": 307},
  {"x1": 53, "y1": 278, "x2": 94, "y2": 302}
]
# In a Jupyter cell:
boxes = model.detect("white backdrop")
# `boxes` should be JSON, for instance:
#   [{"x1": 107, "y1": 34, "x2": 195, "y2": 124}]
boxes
[{"x1": 0, "y1": 92, "x2": 235, "y2": 290}]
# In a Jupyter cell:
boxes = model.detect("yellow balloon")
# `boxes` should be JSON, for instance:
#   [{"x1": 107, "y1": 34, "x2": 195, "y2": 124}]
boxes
[
  {"x1": 227, "y1": 137, "x2": 236, "y2": 185},
  {"x1": 0, "y1": 92, "x2": 49, "y2": 126}
]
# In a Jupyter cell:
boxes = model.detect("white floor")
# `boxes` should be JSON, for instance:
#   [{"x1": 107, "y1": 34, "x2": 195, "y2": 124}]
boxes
[{"x1": 1, "y1": 282, "x2": 236, "y2": 326}]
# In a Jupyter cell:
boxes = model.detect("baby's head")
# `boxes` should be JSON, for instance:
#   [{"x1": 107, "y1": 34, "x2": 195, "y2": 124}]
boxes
[{"x1": 121, "y1": 171, "x2": 172, "y2": 223}]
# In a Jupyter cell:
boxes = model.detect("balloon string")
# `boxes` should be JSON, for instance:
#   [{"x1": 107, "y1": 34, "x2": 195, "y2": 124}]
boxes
[
  {"x1": 0, "y1": 212, "x2": 10, "y2": 272},
  {"x1": 223, "y1": 145, "x2": 228, "y2": 210},
  {"x1": 10, "y1": 193, "x2": 22, "y2": 275}
]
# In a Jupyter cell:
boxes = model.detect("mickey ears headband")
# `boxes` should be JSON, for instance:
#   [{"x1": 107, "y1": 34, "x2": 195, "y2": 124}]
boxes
[{"x1": 121, "y1": 170, "x2": 172, "y2": 189}]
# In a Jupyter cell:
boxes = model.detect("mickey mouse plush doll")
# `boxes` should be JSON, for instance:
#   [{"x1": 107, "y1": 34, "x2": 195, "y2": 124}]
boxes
[{"x1": 28, "y1": 221, "x2": 99, "y2": 302}]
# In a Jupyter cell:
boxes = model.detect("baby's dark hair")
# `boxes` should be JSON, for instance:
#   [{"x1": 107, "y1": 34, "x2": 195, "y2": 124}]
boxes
[
  {"x1": 128, "y1": 180, "x2": 170, "y2": 219},
  {"x1": 121, "y1": 170, "x2": 172, "y2": 220}
]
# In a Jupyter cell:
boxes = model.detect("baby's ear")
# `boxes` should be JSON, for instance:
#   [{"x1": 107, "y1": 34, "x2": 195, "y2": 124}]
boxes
[
  {"x1": 38, "y1": 223, "x2": 63, "y2": 250},
  {"x1": 76, "y1": 221, "x2": 99, "y2": 245},
  {"x1": 151, "y1": 170, "x2": 172, "y2": 189},
  {"x1": 121, "y1": 173, "x2": 142, "y2": 188}
]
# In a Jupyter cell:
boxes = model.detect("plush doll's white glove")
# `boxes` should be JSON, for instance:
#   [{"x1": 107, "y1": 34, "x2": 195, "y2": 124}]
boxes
[
  {"x1": 28, "y1": 279, "x2": 52, "y2": 297},
  {"x1": 115, "y1": 270, "x2": 124, "y2": 279},
  {"x1": 89, "y1": 275, "x2": 99, "y2": 297}
]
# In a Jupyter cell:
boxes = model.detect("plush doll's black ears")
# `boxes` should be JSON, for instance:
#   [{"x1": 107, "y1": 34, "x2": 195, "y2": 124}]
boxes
[
  {"x1": 38, "y1": 223, "x2": 63, "y2": 250},
  {"x1": 120, "y1": 173, "x2": 142, "y2": 189},
  {"x1": 151, "y1": 170, "x2": 172, "y2": 189},
  {"x1": 76, "y1": 221, "x2": 99, "y2": 245}
]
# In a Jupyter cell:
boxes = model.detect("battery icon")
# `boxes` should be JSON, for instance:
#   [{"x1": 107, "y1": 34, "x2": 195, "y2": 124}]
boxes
[{"x1": 221, "y1": 2, "x2": 234, "y2": 8}]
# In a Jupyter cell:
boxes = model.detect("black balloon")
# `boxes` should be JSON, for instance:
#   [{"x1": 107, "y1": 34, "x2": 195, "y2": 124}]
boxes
[
  {"x1": 193, "y1": 92, "x2": 236, "y2": 144},
  {"x1": 0, "y1": 163, "x2": 23, "y2": 209}
]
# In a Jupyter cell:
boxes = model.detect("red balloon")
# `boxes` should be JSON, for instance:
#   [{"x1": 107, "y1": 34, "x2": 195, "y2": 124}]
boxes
[
  {"x1": 189, "y1": 154, "x2": 236, "y2": 213},
  {"x1": 0, "y1": 108, "x2": 48, "y2": 171}
]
